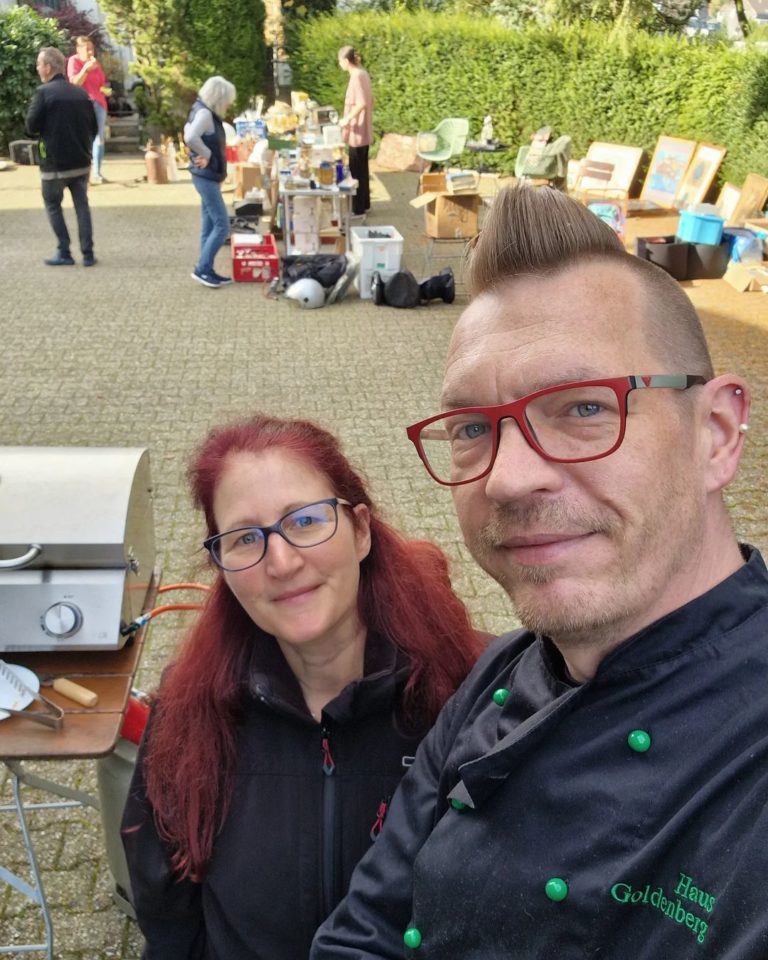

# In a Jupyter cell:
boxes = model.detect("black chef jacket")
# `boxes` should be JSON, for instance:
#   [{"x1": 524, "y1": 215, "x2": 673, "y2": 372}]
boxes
[{"x1": 312, "y1": 545, "x2": 768, "y2": 959}]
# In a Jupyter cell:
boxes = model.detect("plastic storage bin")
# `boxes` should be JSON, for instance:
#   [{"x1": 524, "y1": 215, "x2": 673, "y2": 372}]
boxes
[
  {"x1": 350, "y1": 226, "x2": 404, "y2": 299},
  {"x1": 356, "y1": 267, "x2": 399, "y2": 300},
  {"x1": 635, "y1": 235, "x2": 690, "y2": 282},
  {"x1": 676, "y1": 211, "x2": 724, "y2": 246},
  {"x1": 9, "y1": 140, "x2": 40, "y2": 164},
  {"x1": 231, "y1": 233, "x2": 280, "y2": 282},
  {"x1": 688, "y1": 240, "x2": 730, "y2": 280}
]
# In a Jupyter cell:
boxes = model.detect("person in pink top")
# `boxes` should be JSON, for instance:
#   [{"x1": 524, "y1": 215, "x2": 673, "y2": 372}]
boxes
[
  {"x1": 338, "y1": 46, "x2": 373, "y2": 219},
  {"x1": 67, "y1": 36, "x2": 110, "y2": 184}
]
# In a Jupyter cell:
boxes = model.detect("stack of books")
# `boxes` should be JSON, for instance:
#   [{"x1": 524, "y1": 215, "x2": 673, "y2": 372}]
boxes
[{"x1": 446, "y1": 170, "x2": 480, "y2": 194}]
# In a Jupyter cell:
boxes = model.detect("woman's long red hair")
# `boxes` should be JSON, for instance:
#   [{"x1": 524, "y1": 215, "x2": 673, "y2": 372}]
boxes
[{"x1": 141, "y1": 414, "x2": 484, "y2": 880}]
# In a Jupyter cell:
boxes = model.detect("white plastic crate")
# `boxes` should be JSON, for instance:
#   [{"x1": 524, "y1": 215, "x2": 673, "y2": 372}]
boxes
[
  {"x1": 355, "y1": 266, "x2": 399, "y2": 300},
  {"x1": 350, "y1": 226, "x2": 404, "y2": 276}
]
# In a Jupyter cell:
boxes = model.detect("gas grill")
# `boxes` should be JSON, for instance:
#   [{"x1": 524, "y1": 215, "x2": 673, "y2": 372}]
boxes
[{"x1": 0, "y1": 447, "x2": 155, "y2": 652}]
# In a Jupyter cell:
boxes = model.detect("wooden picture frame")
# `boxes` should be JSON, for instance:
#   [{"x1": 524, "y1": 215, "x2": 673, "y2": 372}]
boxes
[
  {"x1": 715, "y1": 182, "x2": 742, "y2": 224},
  {"x1": 581, "y1": 142, "x2": 643, "y2": 195},
  {"x1": 674, "y1": 142, "x2": 727, "y2": 209},
  {"x1": 639, "y1": 136, "x2": 697, "y2": 209},
  {"x1": 730, "y1": 174, "x2": 768, "y2": 226}
]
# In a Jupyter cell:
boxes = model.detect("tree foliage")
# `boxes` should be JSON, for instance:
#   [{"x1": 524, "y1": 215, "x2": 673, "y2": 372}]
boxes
[
  {"x1": 0, "y1": 4, "x2": 66, "y2": 153},
  {"x1": 22, "y1": 0, "x2": 112, "y2": 52},
  {"x1": 351, "y1": 0, "x2": 701, "y2": 31},
  {"x1": 284, "y1": 0, "x2": 336, "y2": 21},
  {"x1": 99, "y1": 0, "x2": 267, "y2": 134}
]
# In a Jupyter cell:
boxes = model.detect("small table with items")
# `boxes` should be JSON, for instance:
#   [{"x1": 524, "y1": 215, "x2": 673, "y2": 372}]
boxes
[
  {"x1": 0, "y1": 577, "x2": 157, "y2": 960},
  {"x1": 279, "y1": 182, "x2": 357, "y2": 256},
  {"x1": 465, "y1": 140, "x2": 511, "y2": 173}
]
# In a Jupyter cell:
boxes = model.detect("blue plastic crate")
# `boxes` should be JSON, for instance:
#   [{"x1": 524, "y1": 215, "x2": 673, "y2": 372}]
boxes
[{"x1": 676, "y1": 210, "x2": 724, "y2": 246}]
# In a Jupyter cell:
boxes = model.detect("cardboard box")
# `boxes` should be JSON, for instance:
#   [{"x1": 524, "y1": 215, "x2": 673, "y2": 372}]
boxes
[
  {"x1": 231, "y1": 233, "x2": 279, "y2": 282},
  {"x1": 723, "y1": 262, "x2": 768, "y2": 293},
  {"x1": 234, "y1": 163, "x2": 263, "y2": 200},
  {"x1": 411, "y1": 174, "x2": 479, "y2": 239}
]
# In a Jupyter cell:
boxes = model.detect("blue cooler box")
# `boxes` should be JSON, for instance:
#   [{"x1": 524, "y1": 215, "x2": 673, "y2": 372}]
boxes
[{"x1": 676, "y1": 211, "x2": 724, "y2": 246}]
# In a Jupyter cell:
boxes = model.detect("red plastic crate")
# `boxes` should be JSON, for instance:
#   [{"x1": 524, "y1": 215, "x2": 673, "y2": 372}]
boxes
[{"x1": 231, "y1": 233, "x2": 280, "y2": 282}]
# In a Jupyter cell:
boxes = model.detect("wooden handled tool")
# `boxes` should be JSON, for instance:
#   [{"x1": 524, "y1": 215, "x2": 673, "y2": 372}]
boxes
[{"x1": 51, "y1": 677, "x2": 99, "y2": 708}]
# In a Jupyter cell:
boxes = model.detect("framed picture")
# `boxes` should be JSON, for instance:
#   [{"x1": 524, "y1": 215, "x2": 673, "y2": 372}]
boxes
[
  {"x1": 582, "y1": 140, "x2": 643, "y2": 194},
  {"x1": 581, "y1": 142, "x2": 644, "y2": 195},
  {"x1": 715, "y1": 182, "x2": 742, "y2": 224},
  {"x1": 639, "y1": 136, "x2": 697, "y2": 208},
  {"x1": 730, "y1": 174, "x2": 768, "y2": 226},
  {"x1": 674, "y1": 143, "x2": 727, "y2": 209}
]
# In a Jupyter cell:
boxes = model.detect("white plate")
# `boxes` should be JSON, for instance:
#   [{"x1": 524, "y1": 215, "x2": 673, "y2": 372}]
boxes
[{"x1": 0, "y1": 663, "x2": 40, "y2": 721}]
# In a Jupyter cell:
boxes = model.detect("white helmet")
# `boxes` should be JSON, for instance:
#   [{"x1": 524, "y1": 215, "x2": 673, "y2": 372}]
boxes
[{"x1": 284, "y1": 277, "x2": 326, "y2": 309}]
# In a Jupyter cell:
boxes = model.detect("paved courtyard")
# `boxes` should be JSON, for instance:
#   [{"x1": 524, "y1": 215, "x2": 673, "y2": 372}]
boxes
[{"x1": 1, "y1": 155, "x2": 767, "y2": 958}]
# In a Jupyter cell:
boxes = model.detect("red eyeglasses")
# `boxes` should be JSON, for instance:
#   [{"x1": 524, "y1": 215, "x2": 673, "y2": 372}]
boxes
[{"x1": 406, "y1": 374, "x2": 707, "y2": 487}]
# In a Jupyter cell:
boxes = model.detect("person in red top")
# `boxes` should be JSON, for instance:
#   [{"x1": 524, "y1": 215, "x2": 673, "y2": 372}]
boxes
[
  {"x1": 338, "y1": 46, "x2": 373, "y2": 219},
  {"x1": 67, "y1": 36, "x2": 110, "y2": 184}
]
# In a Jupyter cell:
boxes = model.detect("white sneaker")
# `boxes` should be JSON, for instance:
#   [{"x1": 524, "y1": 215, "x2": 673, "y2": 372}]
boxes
[{"x1": 91, "y1": 174, "x2": 104, "y2": 185}]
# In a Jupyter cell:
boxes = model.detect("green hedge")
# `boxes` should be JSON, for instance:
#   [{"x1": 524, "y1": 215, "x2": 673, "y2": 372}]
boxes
[
  {"x1": 0, "y1": 5, "x2": 66, "y2": 154},
  {"x1": 290, "y1": 12, "x2": 768, "y2": 185}
]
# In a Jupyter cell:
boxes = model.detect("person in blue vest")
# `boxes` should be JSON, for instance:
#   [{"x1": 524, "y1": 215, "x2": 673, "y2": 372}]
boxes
[
  {"x1": 310, "y1": 185, "x2": 768, "y2": 959},
  {"x1": 183, "y1": 76, "x2": 235, "y2": 288}
]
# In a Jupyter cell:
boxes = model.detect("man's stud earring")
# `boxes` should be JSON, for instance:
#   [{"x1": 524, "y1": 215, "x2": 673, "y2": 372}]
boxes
[
  {"x1": 739, "y1": 423, "x2": 749, "y2": 434},
  {"x1": 735, "y1": 388, "x2": 743, "y2": 396}
]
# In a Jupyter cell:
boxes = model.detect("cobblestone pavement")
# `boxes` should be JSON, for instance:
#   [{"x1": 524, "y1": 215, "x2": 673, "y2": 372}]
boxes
[{"x1": 1, "y1": 156, "x2": 767, "y2": 958}]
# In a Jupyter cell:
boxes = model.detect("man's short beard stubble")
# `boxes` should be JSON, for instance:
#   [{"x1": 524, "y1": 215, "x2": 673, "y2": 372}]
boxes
[{"x1": 471, "y1": 498, "x2": 633, "y2": 647}]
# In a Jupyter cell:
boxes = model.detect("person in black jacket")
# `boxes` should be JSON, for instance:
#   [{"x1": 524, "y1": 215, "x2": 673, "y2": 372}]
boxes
[
  {"x1": 122, "y1": 413, "x2": 485, "y2": 960},
  {"x1": 183, "y1": 75, "x2": 235, "y2": 288},
  {"x1": 26, "y1": 46, "x2": 98, "y2": 266},
  {"x1": 311, "y1": 185, "x2": 766, "y2": 959}
]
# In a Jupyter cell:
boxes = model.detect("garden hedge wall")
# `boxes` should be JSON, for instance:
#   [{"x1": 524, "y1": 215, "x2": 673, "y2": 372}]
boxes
[
  {"x1": 290, "y1": 12, "x2": 768, "y2": 186},
  {"x1": 0, "y1": 5, "x2": 66, "y2": 153}
]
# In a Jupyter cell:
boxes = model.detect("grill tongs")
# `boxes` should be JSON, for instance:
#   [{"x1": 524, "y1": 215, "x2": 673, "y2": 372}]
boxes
[{"x1": 0, "y1": 660, "x2": 64, "y2": 729}]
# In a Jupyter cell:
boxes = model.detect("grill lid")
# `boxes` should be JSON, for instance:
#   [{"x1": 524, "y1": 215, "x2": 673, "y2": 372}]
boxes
[{"x1": 0, "y1": 447, "x2": 155, "y2": 574}]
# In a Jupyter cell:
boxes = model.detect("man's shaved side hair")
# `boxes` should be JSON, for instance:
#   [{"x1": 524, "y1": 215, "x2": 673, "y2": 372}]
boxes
[{"x1": 468, "y1": 185, "x2": 714, "y2": 379}]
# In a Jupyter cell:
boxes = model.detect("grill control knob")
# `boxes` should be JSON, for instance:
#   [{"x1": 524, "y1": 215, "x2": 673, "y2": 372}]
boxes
[{"x1": 42, "y1": 602, "x2": 83, "y2": 639}]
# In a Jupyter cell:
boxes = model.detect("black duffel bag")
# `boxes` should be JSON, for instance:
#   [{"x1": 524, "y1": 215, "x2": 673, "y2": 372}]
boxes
[{"x1": 281, "y1": 254, "x2": 348, "y2": 290}]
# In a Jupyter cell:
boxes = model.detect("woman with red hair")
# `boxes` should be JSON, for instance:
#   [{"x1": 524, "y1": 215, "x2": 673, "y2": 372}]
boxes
[{"x1": 122, "y1": 413, "x2": 484, "y2": 960}]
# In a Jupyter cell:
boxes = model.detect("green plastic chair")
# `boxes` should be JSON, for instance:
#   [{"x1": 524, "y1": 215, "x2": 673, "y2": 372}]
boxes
[{"x1": 416, "y1": 118, "x2": 470, "y2": 168}]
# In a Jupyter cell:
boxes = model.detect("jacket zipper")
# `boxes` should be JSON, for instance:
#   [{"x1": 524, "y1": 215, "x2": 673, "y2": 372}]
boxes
[
  {"x1": 370, "y1": 797, "x2": 390, "y2": 842},
  {"x1": 321, "y1": 727, "x2": 337, "y2": 916}
]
